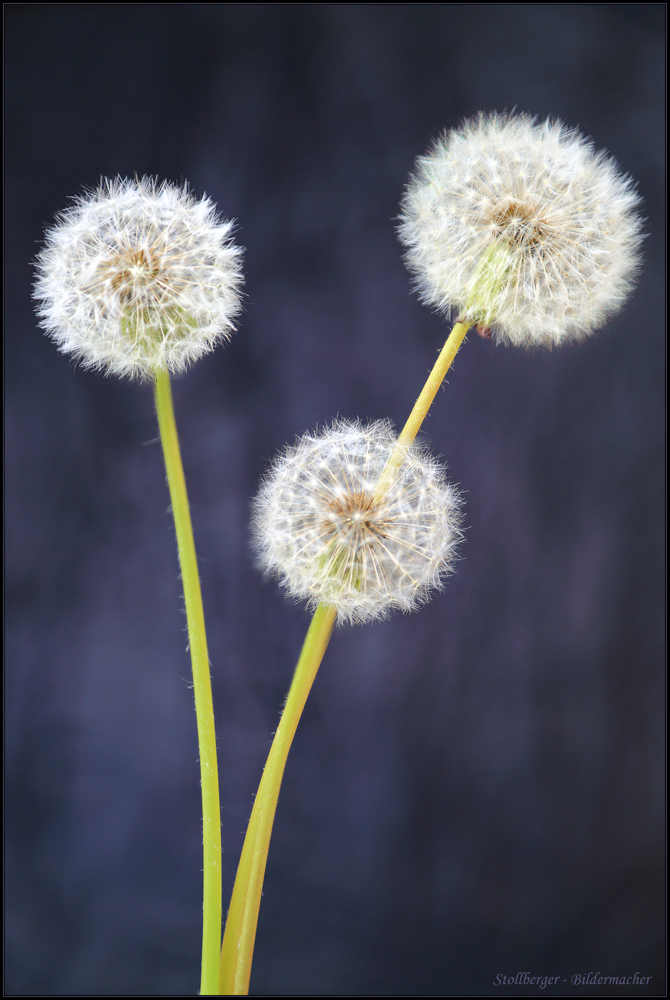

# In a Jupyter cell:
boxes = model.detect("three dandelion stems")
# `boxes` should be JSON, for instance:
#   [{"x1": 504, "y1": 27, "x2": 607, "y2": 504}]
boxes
[
  {"x1": 219, "y1": 320, "x2": 469, "y2": 994},
  {"x1": 154, "y1": 369, "x2": 222, "y2": 997}
]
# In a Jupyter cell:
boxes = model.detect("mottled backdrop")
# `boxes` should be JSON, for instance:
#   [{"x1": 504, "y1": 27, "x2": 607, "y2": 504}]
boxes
[{"x1": 5, "y1": 5, "x2": 665, "y2": 996}]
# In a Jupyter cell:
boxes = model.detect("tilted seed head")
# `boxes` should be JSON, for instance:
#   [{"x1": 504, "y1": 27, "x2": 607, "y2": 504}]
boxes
[
  {"x1": 33, "y1": 177, "x2": 244, "y2": 378},
  {"x1": 252, "y1": 419, "x2": 463, "y2": 625},
  {"x1": 398, "y1": 112, "x2": 643, "y2": 347}
]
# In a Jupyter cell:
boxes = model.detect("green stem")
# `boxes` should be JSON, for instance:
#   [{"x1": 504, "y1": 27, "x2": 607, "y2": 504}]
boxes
[
  {"x1": 154, "y1": 369, "x2": 221, "y2": 996},
  {"x1": 219, "y1": 603, "x2": 337, "y2": 995},
  {"x1": 397, "y1": 320, "x2": 470, "y2": 447},
  {"x1": 219, "y1": 319, "x2": 470, "y2": 995},
  {"x1": 375, "y1": 321, "x2": 469, "y2": 499}
]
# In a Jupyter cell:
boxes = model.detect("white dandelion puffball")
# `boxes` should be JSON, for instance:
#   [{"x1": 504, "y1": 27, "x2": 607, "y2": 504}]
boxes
[
  {"x1": 398, "y1": 112, "x2": 643, "y2": 347},
  {"x1": 252, "y1": 419, "x2": 463, "y2": 625},
  {"x1": 34, "y1": 177, "x2": 244, "y2": 378}
]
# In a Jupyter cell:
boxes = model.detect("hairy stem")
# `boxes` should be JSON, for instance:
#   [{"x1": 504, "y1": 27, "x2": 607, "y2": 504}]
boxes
[
  {"x1": 220, "y1": 319, "x2": 470, "y2": 994},
  {"x1": 375, "y1": 320, "x2": 470, "y2": 497},
  {"x1": 154, "y1": 369, "x2": 221, "y2": 996},
  {"x1": 220, "y1": 603, "x2": 337, "y2": 995}
]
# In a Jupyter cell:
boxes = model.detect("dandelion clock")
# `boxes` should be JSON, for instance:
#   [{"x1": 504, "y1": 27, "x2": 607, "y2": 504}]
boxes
[
  {"x1": 33, "y1": 176, "x2": 243, "y2": 996},
  {"x1": 252, "y1": 419, "x2": 463, "y2": 624},
  {"x1": 398, "y1": 112, "x2": 643, "y2": 346},
  {"x1": 34, "y1": 176, "x2": 243, "y2": 378}
]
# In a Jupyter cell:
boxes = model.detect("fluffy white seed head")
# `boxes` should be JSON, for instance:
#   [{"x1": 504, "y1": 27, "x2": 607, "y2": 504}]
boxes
[
  {"x1": 252, "y1": 419, "x2": 463, "y2": 625},
  {"x1": 33, "y1": 177, "x2": 244, "y2": 379},
  {"x1": 398, "y1": 112, "x2": 643, "y2": 347}
]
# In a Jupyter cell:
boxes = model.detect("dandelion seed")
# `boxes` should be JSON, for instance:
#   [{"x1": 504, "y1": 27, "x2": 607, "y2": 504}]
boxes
[
  {"x1": 33, "y1": 177, "x2": 244, "y2": 378},
  {"x1": 398, "y1": 112, "x2": 643, "y2": 347},
  {"x1": 252, "y1": 419, "x2": 463, "y2": 625}
]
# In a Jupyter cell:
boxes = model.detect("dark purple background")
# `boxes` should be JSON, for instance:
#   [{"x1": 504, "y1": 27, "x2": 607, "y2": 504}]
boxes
[{"x1": 5, "y1": 5, "x2": 665, "y2": 996}]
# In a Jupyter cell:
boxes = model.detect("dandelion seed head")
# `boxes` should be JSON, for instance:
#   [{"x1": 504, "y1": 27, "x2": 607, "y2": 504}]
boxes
[
  {"x1": 398, "y1": 112, "x2": 643, "y2": 347},
  {"x1": 252, "y1": 419, "x2": 463, "y2": 625},
  {"x1": 33, "y1": 177, "x2": 244, "y2": 378}
]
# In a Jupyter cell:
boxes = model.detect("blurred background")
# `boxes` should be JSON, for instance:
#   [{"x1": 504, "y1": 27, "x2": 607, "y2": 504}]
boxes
[{"x1": 5, "y1": 5, "x2": 664, "y2": 996}]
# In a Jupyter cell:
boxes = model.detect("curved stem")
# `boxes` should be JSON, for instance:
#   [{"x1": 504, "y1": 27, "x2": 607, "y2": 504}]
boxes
[
  {"x1": 154, "y1": 369, "x2": 221, "y2": 996},
  {"x1": 219, "y1": 603, "x2": 337, "y2": 995},
  {"x1": 219, "y1": 319, "x2": 470, "y2": 995}
]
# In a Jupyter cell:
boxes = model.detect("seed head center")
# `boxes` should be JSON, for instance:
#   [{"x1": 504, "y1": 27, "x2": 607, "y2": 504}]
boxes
[
  {"x1": 109, "y1": 246, "x2": 162, "y2": 304},
  {"x1": 324, "y1": 490, "x2": 388, "y2": 542},
  {"x1": 490, "y1": 199, "x2": 548, "y2": 249}
]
